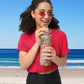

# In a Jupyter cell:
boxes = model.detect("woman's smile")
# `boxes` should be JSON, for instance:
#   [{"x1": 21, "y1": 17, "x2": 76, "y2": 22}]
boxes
[{"x1": 40, "y1": 19, "x2": 49, "y2": 26}]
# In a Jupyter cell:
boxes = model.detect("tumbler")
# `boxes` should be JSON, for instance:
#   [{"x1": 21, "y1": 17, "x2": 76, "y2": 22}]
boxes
[{"x1": 40, "y1": 34, "x2": 52, "y2": 66}]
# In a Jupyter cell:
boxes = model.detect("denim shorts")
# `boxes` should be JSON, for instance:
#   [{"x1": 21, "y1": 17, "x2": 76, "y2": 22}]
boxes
[{"x1": 26, "y1": 69, "x2": 62, "y2": 84}]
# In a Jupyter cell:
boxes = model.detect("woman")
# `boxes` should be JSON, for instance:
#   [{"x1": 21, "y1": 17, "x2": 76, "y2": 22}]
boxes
[{"x1": 17, "y1": 0, "x2": 69, "y2": 84}]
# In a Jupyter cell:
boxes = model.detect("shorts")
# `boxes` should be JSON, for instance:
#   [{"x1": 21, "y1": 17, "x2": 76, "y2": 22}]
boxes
[{"x1": 26, "y1": 69, "x2": 62, "y2": 84}]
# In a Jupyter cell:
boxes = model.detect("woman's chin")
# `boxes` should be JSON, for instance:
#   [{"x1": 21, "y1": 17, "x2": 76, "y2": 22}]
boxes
[{"x1": 42, "y1": 23, "x2": 49, "y2": 27}]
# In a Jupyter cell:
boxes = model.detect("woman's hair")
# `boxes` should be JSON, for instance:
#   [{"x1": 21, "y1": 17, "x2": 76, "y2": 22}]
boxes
[{"x1": 19, "y1": 0, "x2": 60, "y2": 34}]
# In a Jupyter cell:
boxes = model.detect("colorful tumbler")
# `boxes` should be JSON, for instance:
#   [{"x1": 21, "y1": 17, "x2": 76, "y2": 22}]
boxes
[{"x1": 40, "y1": 34, "x2": 52, "y2": 66}]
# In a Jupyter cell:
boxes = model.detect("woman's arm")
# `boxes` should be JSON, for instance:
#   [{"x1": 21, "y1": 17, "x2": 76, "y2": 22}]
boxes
[
  {"x1": 19, "y1": 42, "x2": 40, "y2": 70},
  {"x1": 52, "y1": 55, "x2": 67, "y2": 67},
  {"x1": 19, "y1": 28, "x2": 49, "y2": 70}
]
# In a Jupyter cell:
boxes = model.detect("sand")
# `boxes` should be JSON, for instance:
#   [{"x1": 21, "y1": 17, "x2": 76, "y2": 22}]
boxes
[{"x1": 0, "y1": 68, "x2": 84, "y2": 84}]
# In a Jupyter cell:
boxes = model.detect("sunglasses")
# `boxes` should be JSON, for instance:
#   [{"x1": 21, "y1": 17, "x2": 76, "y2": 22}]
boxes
[{"x1": 39, "y1": 11, "x2": 54, "y2": 17}]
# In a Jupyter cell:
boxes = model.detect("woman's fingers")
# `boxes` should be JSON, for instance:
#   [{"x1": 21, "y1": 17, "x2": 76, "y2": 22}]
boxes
[
  {"x1": 42, "y1": 47, "x2": 55, "y2": 53},
  {"x1": 38, "y1": 32, "x2": 47, "y2": 36},
  {"x1": 37, "y1": 28, "x2": 49, "y2": 33},
  {"x1": 35, "y1": 28, "x2": 49, "y2": 44},
  {"x1": 42, "y1": 47, "x2": 56, "y2": 60}
]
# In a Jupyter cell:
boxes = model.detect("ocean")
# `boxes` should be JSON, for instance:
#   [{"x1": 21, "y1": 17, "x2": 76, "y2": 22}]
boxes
[{"x1": 0, "y1": 49, "x2": 84, "y2": 69}]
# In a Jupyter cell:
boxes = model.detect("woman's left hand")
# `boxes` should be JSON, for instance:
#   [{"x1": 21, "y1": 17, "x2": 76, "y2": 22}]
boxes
[{"x1": 42, "y1": 47, "x2": 56, "y2": 62}]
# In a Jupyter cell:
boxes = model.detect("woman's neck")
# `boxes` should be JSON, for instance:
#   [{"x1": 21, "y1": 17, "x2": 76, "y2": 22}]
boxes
[{"x1": 36, "y1": 27, "x2": 52, "y2": 33}]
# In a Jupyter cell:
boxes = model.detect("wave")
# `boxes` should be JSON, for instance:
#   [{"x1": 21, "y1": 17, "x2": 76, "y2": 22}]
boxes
[
  {"x1": 67, "y1": 60, "x2": 84, "y2": 63},
  {"x1": 0, "y1": 61, "x2": 18, "y2": 63},
  {"x1": 0, "y1": 66, "x2": 21, "y2": 69},
  {"x1": 0, "y1": 60, "x2": 84, "y2": 63}
]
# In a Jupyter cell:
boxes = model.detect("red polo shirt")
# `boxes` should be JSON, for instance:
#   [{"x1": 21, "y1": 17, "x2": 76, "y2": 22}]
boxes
[{"x1": 17, "y1": 29, "x2": 69, "y2": 73}]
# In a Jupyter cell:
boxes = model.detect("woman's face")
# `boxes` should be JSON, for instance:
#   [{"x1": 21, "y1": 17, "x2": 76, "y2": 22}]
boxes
[{"x1": 31, "y1": 2, "x2": 53, "y2": 29}]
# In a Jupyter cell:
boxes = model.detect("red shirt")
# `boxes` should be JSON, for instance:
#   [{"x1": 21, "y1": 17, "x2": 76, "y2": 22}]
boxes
[{"x1": 17, "y1": 29, "x2": 69, "y2": 73}]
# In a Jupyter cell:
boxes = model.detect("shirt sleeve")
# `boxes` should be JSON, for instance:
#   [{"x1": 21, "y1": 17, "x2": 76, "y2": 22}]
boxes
[
  {"x1": 60, "y1": 33, "x2": 69, "y2": 56},
  {"x1": 17, "y1": 34, "x2": 29, "y2": 53}
]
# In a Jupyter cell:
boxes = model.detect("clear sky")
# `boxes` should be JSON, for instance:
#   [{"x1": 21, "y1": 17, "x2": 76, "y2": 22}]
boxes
[{"x1": 0, "y1": 0, "x2": 84, "y2": 49}]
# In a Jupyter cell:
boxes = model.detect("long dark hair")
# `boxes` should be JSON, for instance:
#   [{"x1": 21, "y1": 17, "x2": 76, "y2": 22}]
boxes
[{"x1": 19, "y1": 0, "x2": 60, "y2": 34}]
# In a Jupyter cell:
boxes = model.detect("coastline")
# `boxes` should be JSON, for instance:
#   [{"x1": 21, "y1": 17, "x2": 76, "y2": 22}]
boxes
[
  {"x1": 0, "y1": 68, "x2": 84, "y2": 84},
  {"x1": 0, "y1": 66, "x2": 84, "y2": 70}
]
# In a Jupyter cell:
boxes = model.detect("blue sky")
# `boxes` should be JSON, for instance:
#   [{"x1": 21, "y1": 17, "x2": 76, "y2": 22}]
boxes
[{"x1": 0, "y1": 0, "x2": 84, "y2": 49}]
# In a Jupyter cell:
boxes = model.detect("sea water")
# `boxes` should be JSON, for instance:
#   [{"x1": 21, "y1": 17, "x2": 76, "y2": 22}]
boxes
[
  {"x1": 0, "y1": 49, "x2": 84, "y2": 69},
  {"x1": 0, "y1": 49, "x2": 20, "y2": 69}
]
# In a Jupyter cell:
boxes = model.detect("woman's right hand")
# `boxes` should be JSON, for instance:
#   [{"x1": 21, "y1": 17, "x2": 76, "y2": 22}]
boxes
[{"x1": 35, "y1": 28, "x2": 49, "y2": 45}]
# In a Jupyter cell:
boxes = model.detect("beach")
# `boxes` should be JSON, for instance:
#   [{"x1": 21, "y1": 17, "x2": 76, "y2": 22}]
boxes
[
  {"x1": 0, "y1": 68, "x2": 84, "y2": 84},
  {"x1": 0, "y1": 49, "x2": 84, "y2": 84}
]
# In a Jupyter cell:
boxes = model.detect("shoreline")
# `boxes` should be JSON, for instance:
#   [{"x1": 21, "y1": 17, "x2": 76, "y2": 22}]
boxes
[
  {"x1": 0, "y1": 68, "x2": 84, "y2": 84},
  {"x1": 0, "y1": 66, "x2": 84, "y2": 70}
]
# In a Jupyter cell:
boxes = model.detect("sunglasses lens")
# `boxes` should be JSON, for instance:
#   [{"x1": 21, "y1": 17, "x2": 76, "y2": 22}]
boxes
[
  {"x1": 49, "y1": 14, "x2": 54, "y2": 17},
  {"x1": 39, "y1": 13, "x2": 45, "y2": 16},
  {"x1": 39, "y1": 13, "x2": 54, "y2": 17}
]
